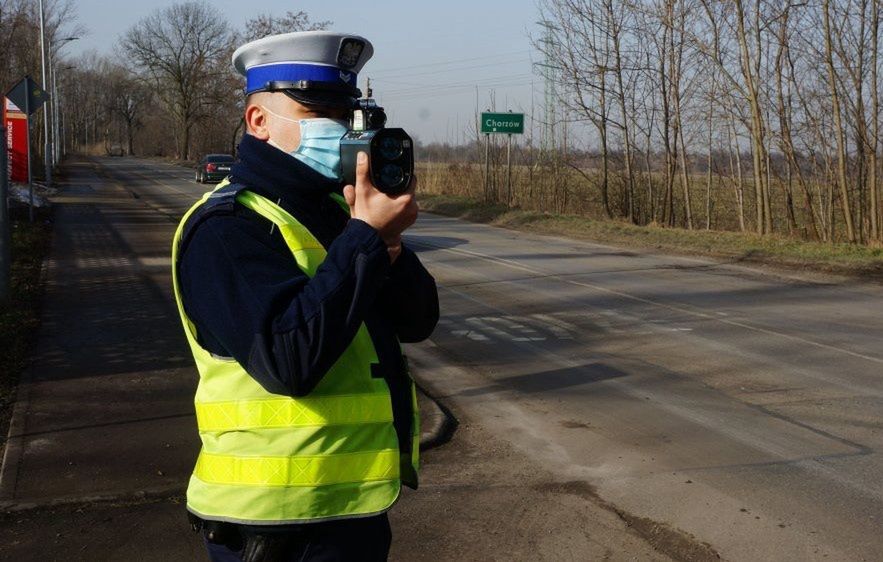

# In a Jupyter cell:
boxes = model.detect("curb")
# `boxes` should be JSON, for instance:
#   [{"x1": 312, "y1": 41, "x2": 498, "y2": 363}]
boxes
[
  {"x1": 0, "y1": 485, "x2": 185, "y2": 514},
  {"x1": 0, "y1": 377, "x2": 33, "y2": 505},
  {"x1": 410, "y1": 343, "x2": 459, "y2": 452},
  {"x1": 415, "y1": 382, "x2": 459, "y2": 451}
]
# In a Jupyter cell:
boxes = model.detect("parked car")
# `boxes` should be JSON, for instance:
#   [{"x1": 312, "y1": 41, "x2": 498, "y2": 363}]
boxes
[
  {"x1": 107, "y1": 144, "x2": 124, "y2": 157},
  {"x1": 195, "y1": 154, "x2": 235, "y2": 183}
]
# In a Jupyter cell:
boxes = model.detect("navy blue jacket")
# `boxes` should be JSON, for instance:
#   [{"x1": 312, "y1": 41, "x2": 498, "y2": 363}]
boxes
[{"x1": 177, "y1": 133, "x2": 439, "y2": 403}]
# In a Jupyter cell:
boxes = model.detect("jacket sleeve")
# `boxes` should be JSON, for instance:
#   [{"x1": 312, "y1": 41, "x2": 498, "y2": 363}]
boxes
[
  {"x1": 178, "y1": 212, "x2": 390, "y2": 397},
  {"x1": 376, "y1": 245, "x2": 439, "y2": 343}
]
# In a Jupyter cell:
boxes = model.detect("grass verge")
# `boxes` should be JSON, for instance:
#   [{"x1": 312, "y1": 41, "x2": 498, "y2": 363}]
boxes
[
  {"x1": 419, "y1": 194, "x2": 883, "y2": 280},
  {"x1": 0, "y1": 206, "x2": 53, "y2": 441}
]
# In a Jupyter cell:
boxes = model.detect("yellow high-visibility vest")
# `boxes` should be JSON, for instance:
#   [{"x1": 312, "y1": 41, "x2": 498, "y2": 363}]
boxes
[{"x1": 171, "y1": 181, "x2": 419, "y2": 524}]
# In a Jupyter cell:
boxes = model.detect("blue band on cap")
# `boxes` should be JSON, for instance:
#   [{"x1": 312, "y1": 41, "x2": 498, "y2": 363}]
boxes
[{"x1": 246, "y1": 63, "x2": 356, "y2": 94}]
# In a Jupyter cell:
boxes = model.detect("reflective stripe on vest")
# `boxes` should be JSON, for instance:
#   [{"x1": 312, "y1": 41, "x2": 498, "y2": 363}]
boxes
[
  {"x1": 194, "y1": 449, "x2": 400, "y2": 487},
  {"x1": 171, "y1": 180, "x2": 418, "y2": 524},
  {"x1": 194, "y1": 393, "x2": 394, "y2": 431}
]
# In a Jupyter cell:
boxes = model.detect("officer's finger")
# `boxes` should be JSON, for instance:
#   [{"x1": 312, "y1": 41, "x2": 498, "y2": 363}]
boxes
[
  {"x1": 355, "y1": 152, "x2": 370, "y2": 187},
  {"x1": 342, "y1": 185, "x2": 356, "y2": 211},
  {"x1": 406, "y1": 174, "x2": 418, "y2": 194}
]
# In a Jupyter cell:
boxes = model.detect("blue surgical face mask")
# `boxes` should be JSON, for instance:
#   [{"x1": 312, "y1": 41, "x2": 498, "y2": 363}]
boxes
[{"x1": 262, "y1": 106, "x2": 348, "y2": 180}]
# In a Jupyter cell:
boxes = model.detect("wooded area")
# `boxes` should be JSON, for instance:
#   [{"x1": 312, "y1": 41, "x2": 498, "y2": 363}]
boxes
[
  {"x1": 4, "y1": 0, "x2": 883, "y2": 245},
  {"x1": 0, "y1": 0, "x2": 326, "y2": 164},
  {"x1": 529, "y1": 0, "x2": 883, "y2": 244}
]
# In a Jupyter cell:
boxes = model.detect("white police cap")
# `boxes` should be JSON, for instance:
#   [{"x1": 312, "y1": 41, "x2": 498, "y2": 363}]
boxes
[{"x1": 232, "y1": 31, "x2": 374, "y2": 108}]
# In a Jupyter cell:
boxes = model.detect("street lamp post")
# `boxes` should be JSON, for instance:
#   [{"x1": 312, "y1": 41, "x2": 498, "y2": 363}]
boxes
[
  {"x1": 38, "y1": 0, "x2": 50, "y2": 187},
  {"x1": 48, "y1": 38, "x2": 78, "y2": 167},
  {"x1": 53, "y1": 65, "x2": 76, "y2": 164}
]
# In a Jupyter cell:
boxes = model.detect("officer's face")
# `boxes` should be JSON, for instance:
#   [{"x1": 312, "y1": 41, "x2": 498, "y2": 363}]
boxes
[{"x1": 246, "y1": 93, "x2": 349, "y2": 153}]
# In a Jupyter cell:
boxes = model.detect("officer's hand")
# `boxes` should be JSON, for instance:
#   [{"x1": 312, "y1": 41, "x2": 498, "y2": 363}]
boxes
[{"x1": 343, "y1": 152, "x2": 417, "y2": 244}]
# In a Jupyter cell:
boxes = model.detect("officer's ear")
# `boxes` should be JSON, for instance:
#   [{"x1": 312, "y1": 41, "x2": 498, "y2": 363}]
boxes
[{"x1": 245, "y1": 102, "x2": 271, "y2": 141}]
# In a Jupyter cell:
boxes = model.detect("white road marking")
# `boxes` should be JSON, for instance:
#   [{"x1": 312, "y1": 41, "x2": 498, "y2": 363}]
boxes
[
  {"x1": 492, "y1": 316, "x2": 546, "y2": 341},
  {"x1": 449, "y1": 313, "x2": 581, "y2": 343},
  {"x1": 529, "y1": 313, "x2": 576, "y2": 339},
  {"x1": 451, "y1": 329, "x2": 490, "y2": 341},
  {"x1": 433, "y1": 282, "x2": 883, "y2": 503},
  {"x1": 465, "y1": 317, "x2": 512, "y2": 340},
  {"x1": 427, "y1": 242, "x2": 883, "y2": 366}
]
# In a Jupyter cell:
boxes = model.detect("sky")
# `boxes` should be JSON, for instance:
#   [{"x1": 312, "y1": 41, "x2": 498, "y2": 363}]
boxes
[{"x1": 66, "y1": 0, "x2": 547, "y2": 145}]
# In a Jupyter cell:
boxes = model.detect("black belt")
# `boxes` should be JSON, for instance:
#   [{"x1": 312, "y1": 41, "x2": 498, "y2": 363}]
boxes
[{"x1": 189, "y1": 513, "x2": 293, "y2": 562}]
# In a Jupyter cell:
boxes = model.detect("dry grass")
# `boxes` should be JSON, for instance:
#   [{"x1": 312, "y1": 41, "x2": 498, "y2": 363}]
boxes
[
  {"x1": 415, "y1": 159, "x2": 873, "y2": 242},
  {"x1": 419, "y1": 193, "x2": 883, "y2": 280}
]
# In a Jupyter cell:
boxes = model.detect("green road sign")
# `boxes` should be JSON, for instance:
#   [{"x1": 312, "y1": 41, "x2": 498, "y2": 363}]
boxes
[{"x1": 481, "y1": 112, "x2": 524, "y2": 135}]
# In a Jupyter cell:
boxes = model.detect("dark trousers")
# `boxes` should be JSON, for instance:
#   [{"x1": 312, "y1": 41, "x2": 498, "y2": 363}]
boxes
[{"x1": 204, "y1": 513, "x2": 392, "y2": 562}]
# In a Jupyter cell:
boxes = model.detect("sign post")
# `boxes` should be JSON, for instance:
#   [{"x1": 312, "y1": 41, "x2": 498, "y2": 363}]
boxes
[
  {"x1": 481, "y1": 111, "x2": 524, "y2": 206},
  {"x1": 484, "y1": 131, "x2": 490, "y2": 201},
  {"x1": 6, "y1": 76, "x2": 50, "y2": 222},
  {"x1": 506, "y1": 134, "x2": 513, "y2": 206},
  {"x1": 0, "y1": 112, "x2": 8, "y2": 300}
]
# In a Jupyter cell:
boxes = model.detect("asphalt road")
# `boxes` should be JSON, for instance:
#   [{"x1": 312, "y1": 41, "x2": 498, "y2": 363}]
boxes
[
  {"x1": 93, "y1": 156, "x2": 883, "y2": 561},
  {"x1": 406, "y1": 216, "x2": 883, "y2": 561}
]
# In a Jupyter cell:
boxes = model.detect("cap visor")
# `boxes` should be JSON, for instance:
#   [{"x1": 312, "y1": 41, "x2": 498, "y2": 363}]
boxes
[{"x1": 282, "y1": 89, "x2": 356, "y2": 109}]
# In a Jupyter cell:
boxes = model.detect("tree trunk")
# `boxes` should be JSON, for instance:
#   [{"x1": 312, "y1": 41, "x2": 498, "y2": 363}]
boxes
[
  {"x1": 871, "y1": 1, "x2": 880, "y2": 241},
  {"x1": 676, "y1": 118, "x2": 693, "y2": 230},
  {"x1": 663, "y1": 2, "x2": 676, "y2": 227},
  {"x1": 735, "y1": 0, "x2": 769, "y2": 234},
  {"x1": 598, "y1": 75, "x2": 612, "y2": 219},
  {"x1": 231, "y1": 117, "x2": 244, "y2": 156},
  {"x1": 823, "y1": 0, "x2": 857, "y2": 243},
  {"x1": 776, "y1": 17, "x2": 822, "y2": 241},
  {"x1": 706, "y1": 90, "x2": 713, "y2": 230},
  {"x1": 126, "y1": 119, "x2": 134, "y2": 156},
  {"x1": 727, "y1": 117, "x2": 746, "y2": 232},
  {"x1": 599, "y1": 119, "x2": 611, "y2": 218},
  {"x1": 607, "y1": 0, "x2": 635, "y2": 223}
]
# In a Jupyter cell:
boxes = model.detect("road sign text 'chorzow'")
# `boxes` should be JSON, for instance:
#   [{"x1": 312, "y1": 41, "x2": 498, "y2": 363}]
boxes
[{"x1": 481, "y1": 112, "x2": 524, "y2": 135}]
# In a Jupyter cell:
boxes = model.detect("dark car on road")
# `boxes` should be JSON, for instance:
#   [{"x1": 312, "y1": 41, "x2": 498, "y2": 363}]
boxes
[{"x1": 195, "y1": 154, "x2": 235, "y2": 183}]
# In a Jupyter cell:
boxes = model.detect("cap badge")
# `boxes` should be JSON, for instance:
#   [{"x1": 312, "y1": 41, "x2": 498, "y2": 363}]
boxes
[{"x1": 338, "y1": 39, "x2": 365, "y2": 69}]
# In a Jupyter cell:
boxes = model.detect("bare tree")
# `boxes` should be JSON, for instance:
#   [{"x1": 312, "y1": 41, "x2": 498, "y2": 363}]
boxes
[
  {"x1": 102, "y1": 64, "x2": 150, "y2": 156},
  {"x1": 536, "y1": 0, "x2": 615, "y2": 218},
  {"x1": 668, "y1": 0, "x2": 694, "y2": 230},
  {"x1": 242, "y1": 10, "x2": 331, "y2": 42},
  {"x1": 871, "y1": 1, "x2": 881, "y2": 241},
  {"x1": 0, "y1": 0, "x2": 83, "y2": 173},
  {"x1": 823, "y1": 0, "x2": 858, "y2": 243},
  {"x1": 605, "y1": 0, "x2": 638, "y2": 222},
  {"x1": 121, "y1": 1, "x2": 232, "y2": 160},
  {"x1": 773, "y1": 4, "x2": 821, "y2": 240}
]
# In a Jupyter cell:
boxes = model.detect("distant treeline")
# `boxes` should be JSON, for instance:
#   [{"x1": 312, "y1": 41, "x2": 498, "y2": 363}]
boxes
[
  {"x1": 418, "y1": 1, "x2": 883, "y2": 246},
  {"x1": 526, "y1": 0, "x2": 883, "y2": 244},
  {"x1": 1, "y1": 0, "x2": 328, "y2": 165},
  {"x1": 6, "y1": 0, "x2": 883, "y2": 245}
]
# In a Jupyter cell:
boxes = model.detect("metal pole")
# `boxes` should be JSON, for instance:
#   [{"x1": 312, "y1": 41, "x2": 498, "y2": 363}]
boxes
[
  {"x1": 52, "y1": 62, "x2": 59, "y2": 164},
  {"x1": 39, "y1": 0, "x2": 51, "y2": 188},
  {"x1": 484, "y1": 133, "x2": 490, "y2": 202},
  {"x1": 506, "y1": 109, "x2": 515, "y2": 207},
  {"x1": 25, "y1": 85, "x2": 33, "y2": 223},
  {"x1": 60, "y1": 105, "x2": 66, "y2": 159},
  {"x1": 0, "y1": 119, "x2": 10, "y2": 300}
]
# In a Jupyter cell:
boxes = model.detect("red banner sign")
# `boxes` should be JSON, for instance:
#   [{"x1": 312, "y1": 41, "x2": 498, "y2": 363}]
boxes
[{"x1": 3, "y1": 98, "x2": 28, "y2": 183}]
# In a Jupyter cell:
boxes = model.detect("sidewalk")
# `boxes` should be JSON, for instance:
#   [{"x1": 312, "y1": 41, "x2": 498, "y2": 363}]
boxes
[{"x1": 0, "y1": 159, "x2": 452, "y2": 561}]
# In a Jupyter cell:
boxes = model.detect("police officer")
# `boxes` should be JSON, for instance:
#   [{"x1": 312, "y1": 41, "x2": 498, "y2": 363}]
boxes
[{"x1": 171, "y1": 31, "x2": 439, "y2": 561}]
